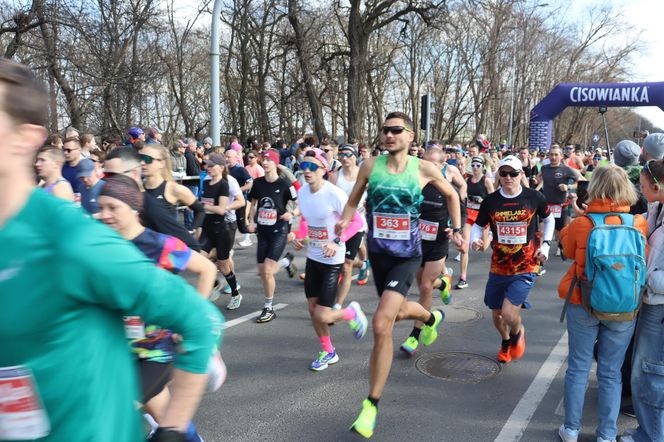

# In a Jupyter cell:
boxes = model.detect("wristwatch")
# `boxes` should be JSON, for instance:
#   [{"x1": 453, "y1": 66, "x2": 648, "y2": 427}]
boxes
[
  {"x1": 542, "y1": 240, "x2": 552, "y2": 246},
  {"x1": 452, "y1": 227, "x2": 462, "y2": 234},
  {"x1": 333, "y1": 237, "x2": 343, "y2": 245}
]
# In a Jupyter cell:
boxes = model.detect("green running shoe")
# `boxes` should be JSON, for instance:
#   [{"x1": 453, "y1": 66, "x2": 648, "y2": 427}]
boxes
[
  {"x1": 420, "y1": 309, "x2": 444, "y2": 346},
  {"x1": 400, "y1": 336, "x2": 419, "y2": 356},
  {"x1": 350, "y1": 399, "x2": 377, "y2": 439}
]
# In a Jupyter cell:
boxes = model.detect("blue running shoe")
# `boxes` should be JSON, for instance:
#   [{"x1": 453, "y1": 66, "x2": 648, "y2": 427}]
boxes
[
  {"x1": 186, "y1": 422, "x2": 205, "y2": 442},
  {"x1": 310, "y1": 350, "x2": 339, "y2": 371}
]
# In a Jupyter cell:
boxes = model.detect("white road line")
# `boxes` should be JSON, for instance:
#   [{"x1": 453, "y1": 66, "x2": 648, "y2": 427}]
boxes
[
  {"x1": 222, "y1": 303, "x2": 289, "y2": 329},
  {"x1": 494, "y1": 331, "x2": 569, "y2": 442}
]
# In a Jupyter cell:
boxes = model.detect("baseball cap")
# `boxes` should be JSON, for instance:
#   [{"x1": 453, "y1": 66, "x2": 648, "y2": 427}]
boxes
[
  {"x1": 128, "y1": 127, "x2": 143, "y2": 139},
  {"x1": 207, "y1": 154, "x2": 226, "y2": 167},
  {"x1": 306, "y1": 147, "x2": 329, "y2": 170},
  {"x1": 76, "y1": 159, "x2": 96, "y2": 178},
  {"x1": 471, "y1": 156, "x2": 485, "y2": 165},
  {"x1": 261, "y1": 149, "x2": 280, "y2": 165},
  {"x1": 498, "y1": 155, "x2": 522, "y2": 171}
]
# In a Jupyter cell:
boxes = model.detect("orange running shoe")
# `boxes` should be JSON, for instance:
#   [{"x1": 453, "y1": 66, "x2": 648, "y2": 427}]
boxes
[
  {"x1": 510, "y1": 327, "x2": 526, "y2": 360},
  {"x1": 498, "y1": 340, "x2": 512, "y2": 363}
]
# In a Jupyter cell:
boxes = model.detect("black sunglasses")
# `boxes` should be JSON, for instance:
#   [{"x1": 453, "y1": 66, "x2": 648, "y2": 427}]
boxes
[
  {"x1": 63, "y1": 148, "x2": 79, "y2": 153},
  {"x1": 140, "y1": 154, "x2": 161, "y2": 164},
  {"x1": 338, "y1": 152, "x2": 354, "y2": 159},
  {"x1": 499, "y1": 170, "x2": 520, "y2": 178},
  {"x1": 382, "y1": 126, "x2": 412, "y2": 135}
]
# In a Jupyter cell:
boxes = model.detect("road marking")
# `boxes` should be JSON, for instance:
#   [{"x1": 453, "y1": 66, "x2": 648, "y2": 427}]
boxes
[
  {"x1": 222, "y1": 303, "x2": 289, "y2": 329},
  {"x1": 494, "y1": 331, "x2": 569, "y2": 442}
]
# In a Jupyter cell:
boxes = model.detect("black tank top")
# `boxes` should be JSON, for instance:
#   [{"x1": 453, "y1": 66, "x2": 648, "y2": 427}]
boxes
[
  {"x1": 420, "y1": 183, "x2": 449, "y2": 242},
  {"x1": 145, "y1": 180, "x2": 178, "y2": 219},
  {"x1": 466, "y1": 175, "x2": 489, "y2": 199}
]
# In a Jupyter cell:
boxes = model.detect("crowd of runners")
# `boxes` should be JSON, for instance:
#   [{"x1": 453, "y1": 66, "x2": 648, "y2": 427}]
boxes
[{"x1": 3, "y1": 59, "x2": 664, "y2": 442}]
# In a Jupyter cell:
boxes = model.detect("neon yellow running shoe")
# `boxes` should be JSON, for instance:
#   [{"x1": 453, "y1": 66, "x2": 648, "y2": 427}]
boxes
[
  {"x1": 400, "y1": 336, "x2": 419, "y2": 356},
  {"x1": 420, "y1": 309, "x2": 444, "y2": 346},
  {"x1": 350, "y1": 399, "x2": 377, "y2": 439}
]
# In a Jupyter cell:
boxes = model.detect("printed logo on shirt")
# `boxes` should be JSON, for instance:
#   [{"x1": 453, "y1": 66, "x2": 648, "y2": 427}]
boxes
[{"x1": 387, "y1": 280, "x2": 399, "y2": 288}]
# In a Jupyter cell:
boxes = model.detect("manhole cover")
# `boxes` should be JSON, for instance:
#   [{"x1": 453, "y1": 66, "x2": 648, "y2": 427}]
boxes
[
  {"x1": 416, "y1": 352, "x2": 501, "y2": 383},
  {"x1": 443, "y1": 305, "x2": 481, "y2": 323}
]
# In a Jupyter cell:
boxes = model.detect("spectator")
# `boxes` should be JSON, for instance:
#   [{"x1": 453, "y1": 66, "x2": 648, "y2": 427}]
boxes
[
  {"x1": 46, "y1": 133, "x2": 63, "y2": 149},
  {"x1": 80, "y1": 133, "x2": 97, "y2": 158},
  {"x1": 146, "y1": 127, "x2": 162, "y2": 144},
  {"x1": 557, "y1": 166, "x2": 646, "y2": 442},
  {"x1": 89, "y1": 147, "x2": 106, "y2": 179},
  {"x1": 613, "y1": 139, "x2": 647, "y2": 215},
  {"x1": 202, "y1": 137, "x2": 213, "y2": 154},
  {"x1": 642, "y1": 133, "x2": 664, "y2": 162},
  {"x1": 62, "y1": 135, "x2": 85, "y2": 198},
  {"x1": 171, "y1": 142, "x2": 187, "y2": 174},
  {"x1": 244, "y1": 150, "x2": 265, "y2": 179},
  {"x1": 127, "y1": 127, "x2": 145, "y2": 147}
]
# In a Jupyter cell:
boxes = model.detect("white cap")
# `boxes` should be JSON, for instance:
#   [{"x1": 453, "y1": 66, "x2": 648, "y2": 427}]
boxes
[{"x1": 498, "y1": 155, "x2": 522, "y2": 171}]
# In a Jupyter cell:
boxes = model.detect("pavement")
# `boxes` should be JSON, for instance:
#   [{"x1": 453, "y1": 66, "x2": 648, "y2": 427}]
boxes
[{"x1": 192, "y1": 241, "x2": 639, "y2": 442}]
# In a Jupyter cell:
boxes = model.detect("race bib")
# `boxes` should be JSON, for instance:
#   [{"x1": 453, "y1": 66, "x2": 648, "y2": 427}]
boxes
[
  {"x1": 548, "y1": 204, "x2": 562, "y2": 218},
  {"x1": 418, "y1": 219, "x2": 439, "y2": 241},
  {"x1": 307, "y1": 226, "x2": 329, "y2": 248},
  {"x1": 201, "y1": 197, "x2": 214, "y2": 206},
  {"x1": 257, "y1": 208, "x2": 277, "y2": 225},
  {"x1": 0, "y1": 366, "x2": 50, "y2": 440},
  {"x1": 496, "y1": 222, "x2": 527, "y2": 245},
  {"x1": 467, "y1": 201, "x2": 481, "y2": 210},
  {"x1": 123, "y1": 316, "x2": 145, "y2": 339},
  {"x1": 373, "y1": 213, "x2": 410, "y2": 240}
]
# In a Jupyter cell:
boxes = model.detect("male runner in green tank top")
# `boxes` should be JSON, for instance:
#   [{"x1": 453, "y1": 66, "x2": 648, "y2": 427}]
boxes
[{"x1": 336, "y1": 111, "x2": 465, "y2": 438}]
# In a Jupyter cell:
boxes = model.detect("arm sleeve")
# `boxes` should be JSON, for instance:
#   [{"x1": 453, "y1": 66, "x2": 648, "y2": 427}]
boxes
[
  {"x1": 188, "y1": 200, "x2": 206, "y2": 230},
  {"x1": 65, "y1": 218, "x2": 223, "y2": 373},
  {"x1": 541, "y1": 214, "x2": 555, "y2": 242},
  {"x1": 295, "y1": 215, "x2": 308, "y2": 240},
  {"x1": 339, "y1": 211, "x2": 364, "y2": 242}
]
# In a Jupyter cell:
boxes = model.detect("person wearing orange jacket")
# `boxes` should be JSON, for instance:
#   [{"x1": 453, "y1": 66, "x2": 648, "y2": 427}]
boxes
[{"x1": 556, "y1": 165, "x2": 647, "y2": 442}]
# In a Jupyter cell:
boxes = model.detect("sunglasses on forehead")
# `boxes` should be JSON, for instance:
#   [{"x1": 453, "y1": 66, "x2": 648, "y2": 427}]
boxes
[
  {"x1": 382, "y1": 126, "x2": 412, "y2": 135},
  {"x1": 644, "y1": 159, "x2": 661, "y2": 187}
]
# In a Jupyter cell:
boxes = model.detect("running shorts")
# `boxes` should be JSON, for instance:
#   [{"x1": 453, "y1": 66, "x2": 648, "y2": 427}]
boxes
[
  {"x1": 466, "y1": 207, "x2": 479, "y2": 225},
  {"x1": 304, "y1": 258, "x2": 343, "y2": 308},
  {"x1": 483, "y1": 272, "x2": 536, "y2": 310},
  {"x1": 256, "y1": 224, "x2": 289, "y2": 263},
  {"x1": 344, "y1": 231, "x2": 364, "y2": 261},
  {"x1": 421, "y1": 239, "x2": 449, "y2": 266},
  {"x1": 201, "y1": 220, "x2": 237, "y2": 260},
  {"x1": 139, "y1": 359, "x2": 172, "y2": 404},
  {"x1": 369, "y1": 251, "x2": 420, "y2": 297}
]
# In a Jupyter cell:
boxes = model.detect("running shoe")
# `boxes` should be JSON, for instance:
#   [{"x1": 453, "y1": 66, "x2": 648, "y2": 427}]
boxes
[
  {"x1": 185, "y1": 422, "x2": 205, "y2": 442},
  {"x1": 238, "y1": 238, "x2": 253, "y2": 247},
  {"x1": 223, "y1": 282, "x2": 241, "y2": 295},
  {"x1": 555, "y1": 247, "x2": 561, "y2": 256},
  {"x1": 357, "y1": 261, "x2": 370, "y2": 285},
  {"x1": 420, "y1": 309, "x2": 444, "y2": 346},
  {"x1": 510, "y1": 327, "x2": 526, "y2": 360},
  {"x1": 226, "y1": 294, "x2": 242, "y2": 310},
  {"x1": 453, "y1": 252, "x2": 461, "y2": 262},
  {"x1": 537, "y1": 266, "x2": 546, "y2": 276},
  {"x1": 439, "y1": 269, "x2": 453, "y2": 304},
  {"x1": 209, "y1": 288, "x2": 222, "y2": 303},
  {"x1": 310, "y1": 350, "x2": 339, "y2": 371},
  {"x1": 455, "y1": 279, "x2": 468, "y2": 290},
  {"x1": 400, "y1": 336, "x2": 419, "y2": 356},
  {"x1": 350, "y1": 399, "x2": 377, "y2": 439},
  {"x1": 206, "y1": 351, "x2": 227, "y2": 392},
  {"x1": 286, "y1": 262, "x2": 298, "y2": 278},
  {"x1": 557, "y1": 425, "x2": 579, "y2": 442},
  {"x1": 256, "y1": 308, "x2": 276, "y2": 323},
  {"x1": 347, "y1": 301, "x2": 368, "y2": 339},
  {"x1": 498, "y1": 340, "x2": 512, "y2": 363}
]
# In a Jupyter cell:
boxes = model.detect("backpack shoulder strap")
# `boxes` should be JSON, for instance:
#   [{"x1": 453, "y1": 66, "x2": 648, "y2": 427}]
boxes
[
  {"x1": 616, "y1": 213, "x2": 635, "y2": 226},
  {"x1": 560, "y1": 274, "x2": 578, "y2": 323}
]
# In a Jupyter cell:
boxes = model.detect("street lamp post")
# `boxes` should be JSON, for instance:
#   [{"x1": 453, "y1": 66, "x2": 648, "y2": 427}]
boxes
[{"x1": 210, "y1": 0, "x2": 223, "y2": 147}]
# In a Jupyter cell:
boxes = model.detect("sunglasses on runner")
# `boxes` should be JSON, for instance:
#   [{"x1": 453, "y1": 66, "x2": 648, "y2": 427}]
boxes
[
  {"x1": 593, "y1": 155, "x2": 601, "y2": 161},
  {"x1": 300, "y1": 161, "x2": 322, "y2": 172},
  {"x1": 644, "y1": 159, "x2": 661, "y2": 187},
  {"x1": 140, "y1": 154, "x2": 161, "y2": 164},
  {"x1": 63, "y1": 148, "x2": 79, "y2": 154},
  {"x1": 382, "y1": 126, "x2": 412, "y2": 135},
  {"x1": 471, "y1": 163, "x2": 483, "y2": 168},
  {"x1": 499, "y1": 170, "x2": 520, "y2": 178},
  {"x1": 338, "y1": 152, "x2": 354, "y2": 159}
]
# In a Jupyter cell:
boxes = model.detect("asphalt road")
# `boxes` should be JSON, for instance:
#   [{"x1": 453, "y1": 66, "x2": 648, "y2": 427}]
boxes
[{"x1": 193, "y1": 240, "x2": 638, "y2": 442}]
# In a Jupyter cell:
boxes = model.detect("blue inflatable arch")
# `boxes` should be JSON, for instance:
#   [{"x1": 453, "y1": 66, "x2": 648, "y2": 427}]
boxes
[{"x1": 528, "y1": 81, "x2": 664, "y2": 150}]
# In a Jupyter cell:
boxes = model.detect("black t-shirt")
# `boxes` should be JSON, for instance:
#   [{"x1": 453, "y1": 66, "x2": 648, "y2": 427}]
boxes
[
  {"x1": 201, "y1": 178, "x2": 230, "y2": 223},
  {"x1": 419, "y1": 183, "x2": 448, "y2": 243},
  {"x1": 229, "y1": 164, "x2": 252, "y2": 188},
  {"x1": 475, "y1": 187, "x2": 549, "y2": 275},
  {"x1": 248, "y1": 176, "x2": 297, "y2": 233},
  {"x1": 142, "y1": 193, "x2": 200, "y2": 251}
]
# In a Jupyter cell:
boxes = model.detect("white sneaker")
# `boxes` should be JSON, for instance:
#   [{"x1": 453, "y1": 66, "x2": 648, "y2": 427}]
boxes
[
  {"x1": 556, "y1": 248, "x2": 561, "y2": 256},
  {"x1": 453, "y1": 253, "x2": 461, "y2": 262},
  {"x1": 227, "y1": 294, "x2": 242, "y2": 310},
  {"x1": 238, "y1": 239, "x2": 252, "y2": 247},
  {"x1": 558, "y1": 425, "x2": 579, "y2": 442},
  {"x1": 206, "y1": 351, "x2": 227, "y2": 392}
]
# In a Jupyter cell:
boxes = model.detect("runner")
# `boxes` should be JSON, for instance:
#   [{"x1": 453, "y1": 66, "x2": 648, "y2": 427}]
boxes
[
  {"x1": 457, "y1": 155, "x2": 494, "y2": 289},
  {"x1": 62, "y1": 135, "x2": 84, "y2": 204},
  {"x1": 564, "y1": 144, "x2": 584, "y2": 171},
  {"x1": 471, "y1": 155, "x2": 554, "y2": 364},
  {"x1": 225, "y1": 149, "x2": 253, "y2": 247},
  {"x1": 247, "y1": 148, "x2": 298, "y2": 323},
  {"x1": 399, "y1": 146, "x2": 459, "y2": 356},
  {"x1": 35, "y1": 145, "x2": 75, "y2": 201},
  {"x1": 330, "y1": 144, "x2": 370, "y2": 300},
  {"x1": 200, "y1": 154, "x2": 246, "y2": 310},
  {"x1": 77, "y1": 158, "x2": 105, "y2": 216},
  {"x1": 336, "y1": 111, "x2": 464, "y2": 438},
  {"x1": 536, "y1": 145, "x2": 583, "y2": 257},
  {"x1": 292, "y1": 149, "x2": 369, "y2": 371},
  {"x1": 517, "y1": 146, "x2": 537, "y2": 188},
  {"x1": 0, "y1": 58, "x2": 222, "y2": 442}
]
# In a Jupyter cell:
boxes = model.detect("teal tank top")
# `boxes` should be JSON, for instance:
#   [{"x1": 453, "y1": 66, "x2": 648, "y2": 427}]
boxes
[{"x1": 366, "y1": 155, "x2": 423, "y2": 257}]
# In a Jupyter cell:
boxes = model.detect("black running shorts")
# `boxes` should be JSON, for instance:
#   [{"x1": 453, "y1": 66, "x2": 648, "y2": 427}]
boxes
[
  {"x1": 256, "y1": 224, "x2": 289, "y2": 263},
  {"x1": 421, "y1": 240, "x2": 449, "y2": 266},
  {"x1": 201, "y1": 220, "x2": 236, "y2": 260},
  {"x1": 304, "y1": 258, "x2": 343, "y2": 308},
  {"x1": 368, "y1": 251, "x2": 420, "y2": 297},
  {"x1": 344, "y1": 231, "x2": 364, "y2": 261},
  {"x1": 139, "y1": 359, "x2": 172, "y2": 404}
]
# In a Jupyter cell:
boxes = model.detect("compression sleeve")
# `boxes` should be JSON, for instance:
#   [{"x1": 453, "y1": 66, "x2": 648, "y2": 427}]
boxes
[
  {"x1": 541, "y1": 213, "x2": 555, "y2": 242},
  {"x1": 295, "y1": 216, "x2": 308, "y2": 240},
  {"x1": 470, "y1": 223, "x2": 484, "y2": 245},
  {"x1": 189, "y1": 199, "x2": 206, "y2": 230},
  {"x1": 338, "y1": 210, "x2": 363, "y2": 243}
]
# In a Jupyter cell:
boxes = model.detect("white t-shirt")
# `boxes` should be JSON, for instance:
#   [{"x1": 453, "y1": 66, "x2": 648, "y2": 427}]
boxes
[
  {"x1": 298, "y1": 181, "x2": 347, "y2": 265},
  {"x1": 224, "y1": 175, "x2": 241, "y2": 223}
]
